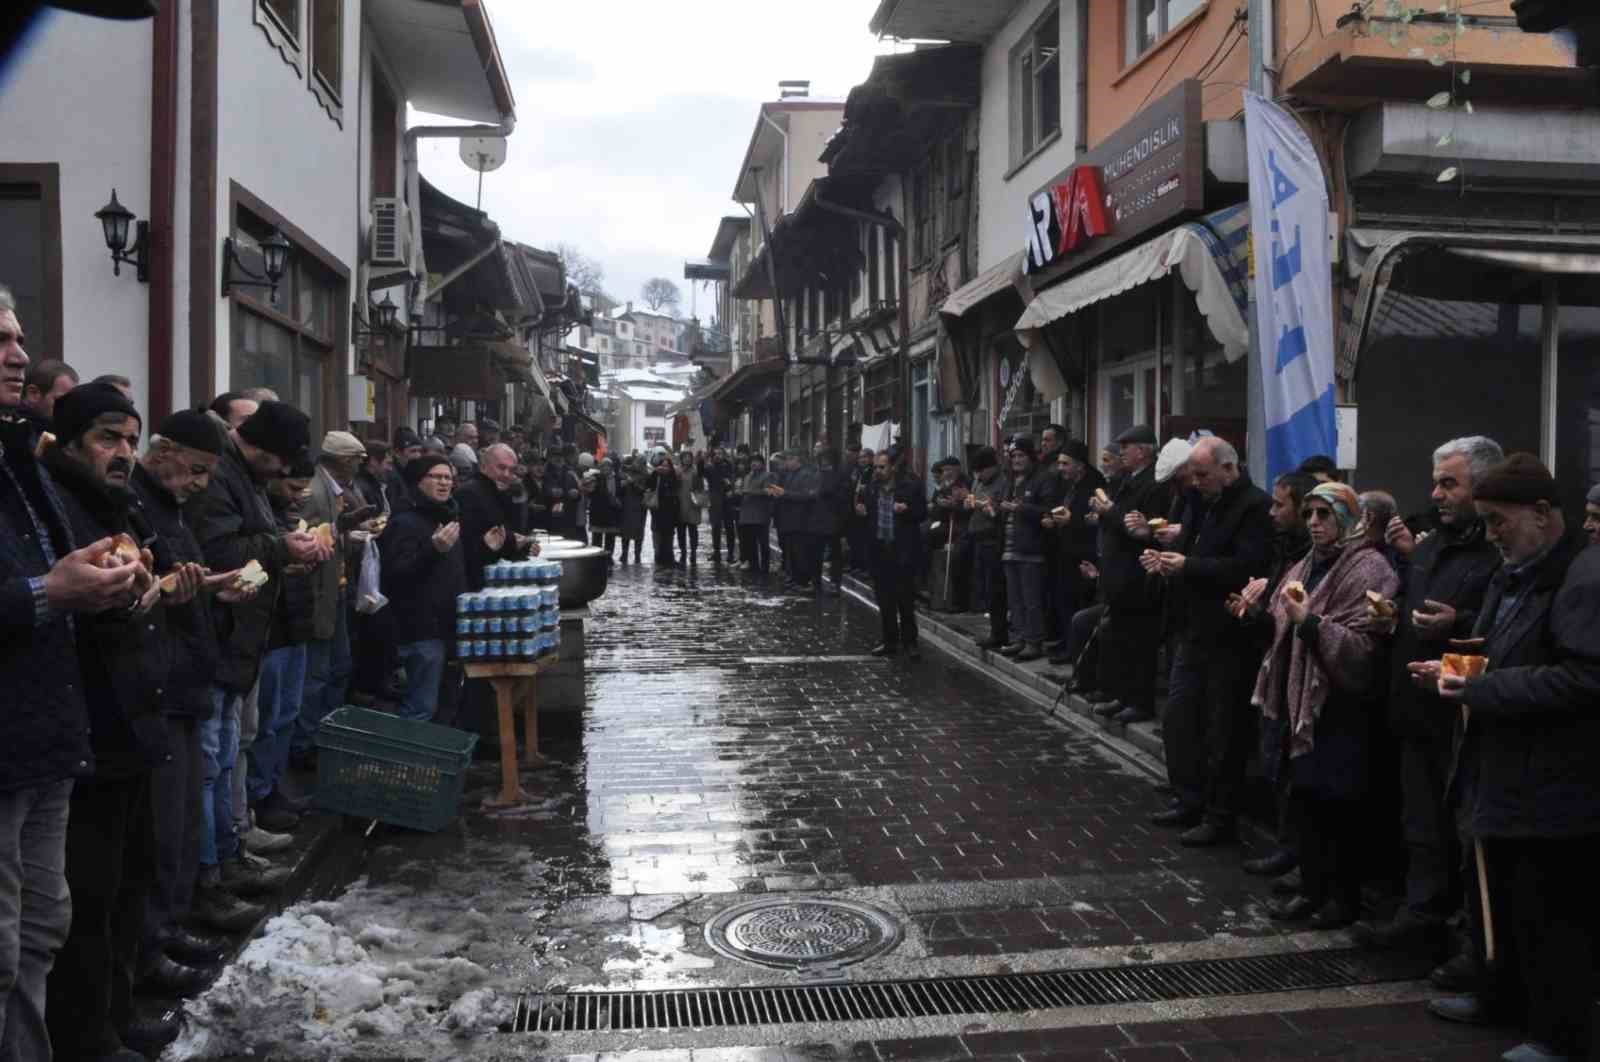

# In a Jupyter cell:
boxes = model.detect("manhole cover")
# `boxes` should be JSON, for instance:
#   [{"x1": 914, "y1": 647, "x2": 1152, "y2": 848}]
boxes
[{"x1": 704, "y1": 898, "x2": 902, "y2": 970}]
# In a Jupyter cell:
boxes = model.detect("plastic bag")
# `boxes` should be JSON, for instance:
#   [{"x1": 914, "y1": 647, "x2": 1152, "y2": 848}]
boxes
[{"x1": 354, "y1": 535, "x2": 388, "y2": 614}]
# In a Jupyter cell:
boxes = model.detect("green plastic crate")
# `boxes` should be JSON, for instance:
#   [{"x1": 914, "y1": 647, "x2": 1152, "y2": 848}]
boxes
[{"x1": 313, "y1": 707, "x2": 479, "y2": 831}]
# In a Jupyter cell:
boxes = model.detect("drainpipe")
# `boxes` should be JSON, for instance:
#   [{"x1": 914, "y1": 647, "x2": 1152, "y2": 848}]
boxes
[
  {"x1": 147, "y1": 0, "x2": 178, "y2": 419},
  {"x1": 815, "y1": 189, "x2": 911, "y2": 467},
  {"x1": 403, "y1": 114, "x2": 517, "y2": 317}
]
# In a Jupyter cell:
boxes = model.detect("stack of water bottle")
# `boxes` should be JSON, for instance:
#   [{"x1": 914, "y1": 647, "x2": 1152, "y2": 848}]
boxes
[{"x1": 455, "y1": 559, "x2": 563, "y2": 661}]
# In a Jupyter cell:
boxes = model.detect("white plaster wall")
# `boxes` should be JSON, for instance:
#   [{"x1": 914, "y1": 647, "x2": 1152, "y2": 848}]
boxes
[
  {"x1": 782, "y1": 108, "x2": 842, "y2": 216},
  {"x1": 0, "y1": 10, "x2": 154, "y2": 411},
  {"x1": 975, "y1": 0, "x2": 1081, "y2": 272},
  {"x1": 210, "y1": 0, "x2": 362, "y2": 392}
]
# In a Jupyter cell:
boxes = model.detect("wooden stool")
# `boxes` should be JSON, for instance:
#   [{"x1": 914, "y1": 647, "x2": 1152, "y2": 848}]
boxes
[{"x1": 463, "y1": 657, "x2": 556, "y2": 807}]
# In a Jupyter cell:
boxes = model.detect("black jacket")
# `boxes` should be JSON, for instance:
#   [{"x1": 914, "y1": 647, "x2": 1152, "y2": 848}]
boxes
[
  {"x1": 353, "y1": 467, "x2": 389, "y2": 514},
  {"x1": 810, "y1": 464, "x2": 848, "y2": 536},
  {"x1": 376, "y1": 491, "x2": 466, "y2": 648},
  {"x1": 131, "y1": 464, "x2": 220, "y2": 720},
  {"x1": 1172, "y1": 477, "x2": 1273, "y2": 644},
  {"x1": 1453, "y1": 531, "x2": 1600, "y2": 839},
  {"x1": 42, "y1": 448, "x2": 173, "y2": 775},
  {"x1": 1385, "y1": 520, "x2": 1500, "y2": 740},
  {"x1": 541, "y1": 467, "x2": 582, "y2": 536},
  {"x1": 186, "y1": 437, "x2": 287, "y2": 692},
  {"x1": 648, "y1": 466, "x2": 681, "y2": 528},
  {"x1": 455, "y1": 477, "x2": 527, "y2": 591},
  {"x1": 777, "y1": 464, "x2": 818, "y2": 535},
  {"x1": 963, "y1": 469, "x2": 1006, "y2": 544},
  {"x1": 0, "y1": 413, "x2": 93, "y2": 790},
  {"x1": 1098, "y1": 462, "x2": 1173, "y2": 611},
  {"x1": 860, "y1": 475, "x2": 928, "y2": 571},
  {"x1": 1054, "y1": 468, "x2": 1106, "y2": 565},
  {"x1": 1001, "y1": 466, "x2": 1051, "y2": 560}
]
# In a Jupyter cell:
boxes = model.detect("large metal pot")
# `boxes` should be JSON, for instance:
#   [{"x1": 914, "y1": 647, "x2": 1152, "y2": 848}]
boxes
[{"x1": 538, "y1": 544, "x2": 609, "y2": 607}]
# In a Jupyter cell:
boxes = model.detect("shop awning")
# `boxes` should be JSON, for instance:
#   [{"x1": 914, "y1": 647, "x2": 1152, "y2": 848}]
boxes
[
  {"x1": 939, "y1": 251, "x2": 1031, "y2": 320},
  {"x1": 707, "y1": 356, "x2": 787, "y2": 406},
  {"x1": 1014, "y1": 203, "x2": 1251, "y2": 361},
  {"x1": 1340, "y1": 228, "x2": 1600, "y2": 380}
]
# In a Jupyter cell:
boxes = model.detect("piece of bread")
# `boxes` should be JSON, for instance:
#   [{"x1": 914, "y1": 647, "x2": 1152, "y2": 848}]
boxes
[
  {"x1": 1051, "y1": 506, "x2": 1070, "y2": 517},
  {"x1": 312, "y1": 523, "x2": 335, "y2": 550},
  {"x1": 234, "y1": 559, "x2": 270, "y2": 590},
  {"x1": 1146, "y1": 518, "x2": 1169, "y2": 530},
  {"x1": 33, "y1": 431, "x2": 55, "y2": 458},
  {"x1": 1283, "y1": 580, "x2": 1307, "y2": 604},
  {"x1": 1441, "y1": 653, "x2": 1489, "y2": 679},
  {"x1": 1365, "y1": 589, "x2": 1397, "y2": 618},
  {"x1": 97, "y1": 532, "x2": 141, "y2": 569},
  {"x1": 295, "y1": 518, "x2": 308, "y2": 534},
  {"x1": 1093, "y1": 488, "x2": 1110, "y2": 505},
  {"x1": 159, "y1": 570, "x2": 181, "y2": 594}
]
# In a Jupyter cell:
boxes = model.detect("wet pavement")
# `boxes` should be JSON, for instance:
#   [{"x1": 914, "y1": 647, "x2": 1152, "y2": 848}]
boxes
[{"x1": 197, "y1": 538, "x2": 1529, "y2": 1059}]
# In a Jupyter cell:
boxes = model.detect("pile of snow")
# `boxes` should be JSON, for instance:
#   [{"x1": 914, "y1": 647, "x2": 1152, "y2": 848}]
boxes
[{"x1": 165, "y1": 878, "x2": 518, "y2": 1061}]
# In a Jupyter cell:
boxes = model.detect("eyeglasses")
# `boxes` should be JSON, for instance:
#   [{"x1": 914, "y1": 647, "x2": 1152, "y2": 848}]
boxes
[{"x1": 1302, "y1": 505, "x2": 1336, "y2": 521}]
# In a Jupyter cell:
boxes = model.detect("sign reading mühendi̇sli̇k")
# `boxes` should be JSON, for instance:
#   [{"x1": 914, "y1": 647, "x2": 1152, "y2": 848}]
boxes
[{"x1": 1024, "y1": 80, "x2": 1205, "y2": 277}]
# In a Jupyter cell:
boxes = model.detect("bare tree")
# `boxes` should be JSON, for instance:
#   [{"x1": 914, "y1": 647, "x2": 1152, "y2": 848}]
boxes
[
  {"x1": 555, "y1": 242, "x2": 612, "y2": 307},
  {"x1": 640, "y1": 277, "x2": 682, "y2": 314}
]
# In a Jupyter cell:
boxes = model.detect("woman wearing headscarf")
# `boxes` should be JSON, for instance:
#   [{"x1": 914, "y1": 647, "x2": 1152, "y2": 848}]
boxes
[
  {"x1": 737, "y1": 452, "x2": 773, "y2": 574},
  {"x1": 675, "y1": 450, "x2": 707, "y2": 565},
  {"x1": 1253, "y1": 481, "x2": 1399, "y2": 929},
  {"x1": 647, "y1": 448, "x2": 681, "y2": 568},
  {"x1": 618, "y1": 456, "x2": 649, "y2": 565}
]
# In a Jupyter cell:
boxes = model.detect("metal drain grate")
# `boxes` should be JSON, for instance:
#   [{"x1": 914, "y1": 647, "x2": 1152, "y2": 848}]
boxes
[{"x1": 508, "y1": 948, "x2": 1426, "y2": 1033}]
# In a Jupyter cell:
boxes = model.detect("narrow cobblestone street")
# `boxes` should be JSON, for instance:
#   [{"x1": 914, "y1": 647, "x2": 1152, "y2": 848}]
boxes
[{"x1": 186, "y1": 544, "x2": 1528, "y2": 1061}]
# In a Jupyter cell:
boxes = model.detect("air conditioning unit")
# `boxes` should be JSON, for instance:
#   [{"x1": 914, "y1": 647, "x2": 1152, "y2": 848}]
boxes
[{"x1": 370, "y1": 197, "x2": 412, "y2": 268}]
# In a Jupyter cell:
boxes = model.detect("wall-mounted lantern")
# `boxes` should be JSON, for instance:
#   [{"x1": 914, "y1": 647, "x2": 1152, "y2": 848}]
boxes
[
  {"x1": 221, "y1": 230, "x2": 292, "y2": 301},
  {"x1": 93, "y1": 189, "x2": 149, "y2": 283}
]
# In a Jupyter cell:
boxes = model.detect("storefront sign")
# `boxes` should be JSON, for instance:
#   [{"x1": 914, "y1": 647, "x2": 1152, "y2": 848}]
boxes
[{"x1": 1024, "y1": 80, "x2": 1205, "y2": 277}]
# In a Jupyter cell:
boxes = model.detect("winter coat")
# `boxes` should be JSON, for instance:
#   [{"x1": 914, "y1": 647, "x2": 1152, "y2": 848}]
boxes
[
  {"x1": 186, "y1": 435, "x2": 288, "y2": 692},
  {"x1": 777, "y1": 463, "x2": 819, "y2": 535},
  {"x1": 809, "y1": 464, "x2": 847, "y2": 536},
  {"x1": 704, "y1": 459, "x2": 735, "y2": 520},
  {"x1": 376, "y1": 491, "x2": 466, "y2": 649},
  {"x1": 860, "y1": 474, "x2": 928, "y2": 572},
  {"x1": 382, "y1": 466, "x2": 411, "y2": 516},
  {"x1": 588, "y1": 469, "x2": 622, "y2": 532},
  {"x1": 738, "y1": 470, "x2": 773, "y2": 526},
  {"x1": 353, "y1": 467, "x2": 389, "y2": 514},
  {"x1": 42, "y1": 447, "x2": 174, "y2": 775},
  {"x1": 619, "y1": 471, "x2": 649, "y2": 538},
  {"x1": 1385, "y1": 520, "x2": 1501, "y2": 740},
  {"x1": 963, "y1": 469, "x2": 1006, "y2": 544},
  {"x1": 0, "y1": 414, "x2": 92, "y2": 790},
  {"x1": 1000, "y1": 466, "x2": 1050, "y2": 562},
  {"x1": 928, "y1": 477, "x2": 970, "y2": 549},
  {"x1": 455, "y1": 477, "x2": 528, "y2": 591},
  {"x1": 678, "y1": 465, "x2": 706, "y2": 525},
  {"x1": 1252, "y1": 541, "x2": 1399, "y2": 799},
  {"x1": 1098, "y1": 461, "x2": 1173, "y2": 612},
  {"x1": 132, "y1": 464, "x2": 220, "y2": 721},
  {"x1": 267, "y1": 494, "x2": 318, "y2": 648},
  {"x1": 303, "y1": 465, "x2": 346, "y2": 641},
  {"x1": 541, "y1": 467, "x2": 582, "y2": 537},
  {"x1": 648, "y1": 466, "x2": 681, "y2": 529},
  {"x1": 1054, "y1": 468, "x2": 1106, "y2": 564},
  {"x1": 1452, "y1": 531, "x2": 1600, "y2": 839},
  {"x1": 1171, "y1": 477, "x2": 1273, "y2": 645}
]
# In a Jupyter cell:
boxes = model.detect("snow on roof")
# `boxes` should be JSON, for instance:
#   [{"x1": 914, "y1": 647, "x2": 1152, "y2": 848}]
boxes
[{"x1": 621, "y1": 386, "x2": 687, "y2": 403}]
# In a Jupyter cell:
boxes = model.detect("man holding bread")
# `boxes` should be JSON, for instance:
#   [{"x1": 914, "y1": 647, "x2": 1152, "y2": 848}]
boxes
[
  {"x1": 1423, "y1": 454, "x2": 1600, "y2": 1062},
  {"x1": 1360, "y1": 437, "x2": 1503, "y2": 966}
]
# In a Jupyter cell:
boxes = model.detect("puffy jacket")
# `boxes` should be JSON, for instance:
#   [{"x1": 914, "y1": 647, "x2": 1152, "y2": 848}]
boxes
[
  {"x1": 186, "y1": 437, "x2": 288, "y2": 692},
  {"x1": 132, "y1": 464, "x2": 219, "y2": 720},
  {"x1": 1385, "y1": 520, "x2": 1501, "y2": 739},
  {"x1": 43, "y1": 447, "x2": 174, "y2": 775},
  {"x1": 0, "y1": 413, "x2": 92, "y2": 789},
  {"x1": 1453, "y1": 531, "x2": 1600, "y2": 839},
  {"x1": 376, "y1": 491, "x2": 466, "y2": 648},
  {"x1": 1171, "y1": 476, "x2": 1273, "y2": 645}
]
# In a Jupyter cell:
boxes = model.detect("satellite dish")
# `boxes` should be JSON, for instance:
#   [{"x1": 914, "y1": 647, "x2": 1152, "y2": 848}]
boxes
[{"x1": 459, "y1": 137, "x2": 507, "y2": 173}]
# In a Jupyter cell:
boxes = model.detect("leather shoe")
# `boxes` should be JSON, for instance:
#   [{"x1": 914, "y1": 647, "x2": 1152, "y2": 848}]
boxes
[
  {"x1": 1150, "y1": 806, "x2": 1202, "y2": 828},
  {"x1": 1430, "y1": 952, "x2": 1483, "y2": 993},
  {"x1": 1353, "y1": 907, "x2": 1447, "y2": 955},
  {"x1": 869, "y1": 644, "x2": 899, "y2": 657},
  {"x1": 1308, "y1": 898, "x2": 1359, "y2": 930},
  {"x1": 999, "y1": 642, "x2": 1026, "y2": 657},
  {"x1": 1047, "y1": 653, "x2": 1073, "y2": 666},
  {"x1": 1091, "y1": 699, "x2": 1123, "y2": 717},
  {"x1": 164, "y1": 926, "x2": 227, "y2": 965},
  {"x1": 1271, "y1": 867, "x2": 1303, "y2": 895},
  {"x1": 141, "y1": 953, "x2": 211, "y2": 995},
  {"x1": 251, "y1": 802, "x2": 299, "y2": 834},
  {"x1": 190, "y1": 875, "x2": 265, "y2": 933},
  {"x1": 1179, "y1": 821, "x2": 1235, "y2": 847},
  {"x1": 1242, "y1": 850, "x2": 1296, "y2": 877},
  {"x1": 1426, "y1": 994, "x2": 1496, "y2": 1026},
  {"x1": 120, "y1": 1013, "x2": 180, "y2": 1054},
  {"x1": 1501, "y1": 1042, "x2": 1571, "y2": 1062},
  {"x1": 976, "y1": 636, "x2": 1006, "y2": 650},
  {"x1": 1268, "y1": 894, "x2": 1320, "y2": 922},
  {"x1": 1014, "y1": 644, "x2": 1044, "y2": 662},
  {"x1": 1113, "y1": 706, "x2": 1153, "y2": 725}
]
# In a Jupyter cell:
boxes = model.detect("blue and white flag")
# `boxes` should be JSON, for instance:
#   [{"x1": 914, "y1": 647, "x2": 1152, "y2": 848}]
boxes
[{"x1": 1245, "y1": 93, "x2": 1336, "y2": 484}]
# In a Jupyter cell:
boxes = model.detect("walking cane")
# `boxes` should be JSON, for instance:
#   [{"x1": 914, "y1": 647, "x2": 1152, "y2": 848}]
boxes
[
  {"x1": 1463, "y1": 702, "x2": 1497, "y2": 966},
  {"x1": 944, "y1": 509, "x2": 955, "y2": 609}
]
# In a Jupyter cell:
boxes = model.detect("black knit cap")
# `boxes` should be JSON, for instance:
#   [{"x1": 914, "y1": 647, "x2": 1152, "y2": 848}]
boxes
[
  {"x1": 52, "y1": 381, "x2": 140, "y2": 445},
  {"x1": 237, "y1": 400, "x2": 311, "y2": 462},
  {"x1": 393, "y1": 426, "x2": 422, "y2": 450},
  {"x1": 1473, "y1": 452, "x2": 1561, "y2": 508},
  {"x1": 157, "y1": 408, "x2": 225, "y2": 455},
  {"x1": 1010, "y1": 435, "x2": 1037, "y2": 457},
  {"x1": 1062, "y1": 439, "x2": 1091, "y2": 465},
  {"x1": 404, "y1": 453, "x2": 452, "y2": 486},
  {"x1": 970, "y1": 446, "x2": 998, "y2": 472}
]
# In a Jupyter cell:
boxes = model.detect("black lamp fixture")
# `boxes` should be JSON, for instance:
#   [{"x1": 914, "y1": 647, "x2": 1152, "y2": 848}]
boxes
[
  {"x1": 221, "y1": 230, "x2": 292, "y2": 301},
  {"x1": 94, "y1": 188, "x2": 149, "y2": 283},
  {"x1": 352, "y1": 292, "x2": 402, "y2": 340}
]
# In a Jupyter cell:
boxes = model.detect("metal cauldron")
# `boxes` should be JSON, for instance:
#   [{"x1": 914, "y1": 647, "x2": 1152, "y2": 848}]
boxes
[{"x1": 537, "y1": 544, "x2": 609, "y2": 607}]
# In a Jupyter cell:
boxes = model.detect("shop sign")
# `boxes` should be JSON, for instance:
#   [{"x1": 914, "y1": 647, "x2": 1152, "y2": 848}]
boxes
[{"x1": 1024, "y1": 80, "x2": 1205, "y2": 277}]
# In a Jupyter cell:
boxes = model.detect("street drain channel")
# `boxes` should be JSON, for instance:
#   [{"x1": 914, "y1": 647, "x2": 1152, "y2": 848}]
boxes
[{"x1": 508, "y1": 948, "x2": 1427, "y2": 1034}]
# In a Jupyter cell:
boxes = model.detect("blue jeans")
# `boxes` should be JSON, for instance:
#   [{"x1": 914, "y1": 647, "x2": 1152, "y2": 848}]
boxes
[
  {"x1": 199, "y1": 689, "x2": 241, "y2": 866},
  {"x1": 248, "y1": 645, "x2": 308, "y2": 804},
  {"x1": 395, "y1": 641, "x2": 446, "y2": 722},
  {"x1": 295, "y1": 597, "x2": 350, "y2": 757}
]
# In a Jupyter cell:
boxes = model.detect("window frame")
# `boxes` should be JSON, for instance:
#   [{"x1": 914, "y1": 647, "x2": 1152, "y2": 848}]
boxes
[
  {"x1": 1127, "y1": 0, "x2": 1205, "y2": 64},
  {"x1": 307, "y1": 0, "x2": 344, "y2": 125},
  {"x1": 0, "y1": 164, "x2": 63, "y2": 364},
  {"x1": 1009, "y1": 5, "x2": 1063, "y2": 170},
  {"x1": 254, "y1": 0, "x2": 303, "y2": 74}
]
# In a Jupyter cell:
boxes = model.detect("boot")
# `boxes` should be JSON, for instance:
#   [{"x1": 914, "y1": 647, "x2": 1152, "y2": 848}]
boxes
[
  {"x1": 191, "y1": 868, "x2": 265, "y2": 932},
  {"x1": 221, "y1": 851, "x2": 291, "y2": 897},
  {"x1": 121, "y1": 1012, "x2": 180, "y2": 1055},
  {"x1": 242, "y1": 821, "x2": 294, "y2": 855},
  {"x1": 140, "y1": 953, "x2": 212, "y2": 995},
  {"x1": 1014, "y1": 642, "x2": 1044, "y2": 662},
  {"x1": 163, "y1": 926, "x2": 228, "y2": 965}
]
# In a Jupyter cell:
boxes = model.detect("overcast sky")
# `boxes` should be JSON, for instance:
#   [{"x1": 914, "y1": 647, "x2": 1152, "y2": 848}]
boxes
[{"x1": 416, "y1": 0, "x2": 895, "y2": 323}]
